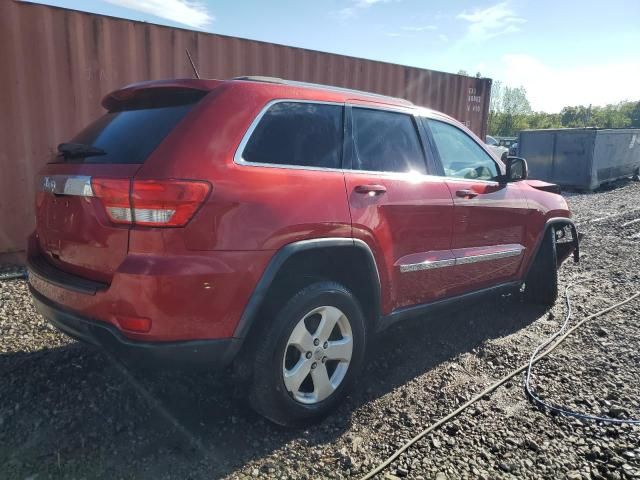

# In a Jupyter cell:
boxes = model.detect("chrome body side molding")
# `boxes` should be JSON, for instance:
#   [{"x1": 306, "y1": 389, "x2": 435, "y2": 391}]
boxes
[
  {"x1": 399, "y1": 245, "x2": 525, "y2": 273},
  {"x1": 453, "y1": 247, "x2": 524, "y2": 266},
  {"x1": 399, "y1": 258, "x2": 456, "y2": 273}
]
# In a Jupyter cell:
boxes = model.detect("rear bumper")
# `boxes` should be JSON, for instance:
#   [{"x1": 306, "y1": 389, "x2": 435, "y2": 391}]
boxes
[
  {"x1": 30, "y1": 286, "x2": 240, "y2": 368},
  {"x1": 26, "y1": 243, "x2": 272, "y2": 342}
]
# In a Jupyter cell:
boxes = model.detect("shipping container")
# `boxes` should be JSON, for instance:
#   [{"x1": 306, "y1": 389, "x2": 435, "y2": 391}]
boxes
[
  {"x1": 0, "y1": 0, "x2": 492, "y2": 256},
  {"x1": 518, "y1": 128, "x2": 640, "y2": 191}
]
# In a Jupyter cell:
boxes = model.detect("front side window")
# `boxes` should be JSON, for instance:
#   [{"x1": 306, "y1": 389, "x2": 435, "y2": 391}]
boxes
[
  {"x1": 428, "y1": 120, "x2": 499, "y2": 181},
  {"x1": 242, "y1": 102, "x2": 343, "y2": 169},
  {"x1": 351, "y1": 108, "x2": 426, "y2": 174}
]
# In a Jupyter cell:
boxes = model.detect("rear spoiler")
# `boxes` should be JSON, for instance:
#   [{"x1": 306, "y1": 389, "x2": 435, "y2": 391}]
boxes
[{"x1": 102, "y1": 79, "x2": 221, "y2": 112}]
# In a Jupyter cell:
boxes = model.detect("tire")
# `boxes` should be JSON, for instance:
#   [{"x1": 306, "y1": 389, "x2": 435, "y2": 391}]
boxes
[
  {"x1": 248, "y1": 281, "x2": 367, "y2": 427},
  {"x1": 524, "y1": 227, "x2": 558, "y2": 306}
]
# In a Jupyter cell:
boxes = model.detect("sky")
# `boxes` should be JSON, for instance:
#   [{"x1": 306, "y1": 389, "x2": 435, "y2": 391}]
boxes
[{"x1": 27, "y1": 0, "x2": 640, "y2": 113}]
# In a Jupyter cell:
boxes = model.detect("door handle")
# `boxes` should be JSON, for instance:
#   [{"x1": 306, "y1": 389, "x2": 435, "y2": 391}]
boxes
[
  {"x1": 355, "y1": 184, "x2": 387, "y2": 196},
  {"x1": 456, "y1": 189, "x2": 478, "y2": 199}
]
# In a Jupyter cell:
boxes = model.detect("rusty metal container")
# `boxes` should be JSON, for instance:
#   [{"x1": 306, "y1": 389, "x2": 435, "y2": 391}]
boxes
[
  {"x1": 518, "y1": 128, "x2": 640, "y2": 190},
  {"x1": 0, "y1": 0, "x2": 491, "y2": 256}
]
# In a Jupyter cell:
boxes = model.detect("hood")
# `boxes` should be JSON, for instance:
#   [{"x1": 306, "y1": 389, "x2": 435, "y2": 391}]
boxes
[{"x1": 522, "y1": 179, "x2": 561, "y2": 194}]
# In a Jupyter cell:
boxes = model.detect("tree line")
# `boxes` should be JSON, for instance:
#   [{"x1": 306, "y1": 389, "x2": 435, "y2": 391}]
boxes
[{"x1": 487, "y1": 81, "x2": 640, "y2": 138}]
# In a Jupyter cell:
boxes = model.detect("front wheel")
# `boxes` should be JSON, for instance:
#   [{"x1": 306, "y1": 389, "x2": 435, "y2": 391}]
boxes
[
  {"x1": 524, "y1": 227, "x2": 558, "y2": 306},
  {"x1": 248, "y1": 281, "x2": 367, "y2": 427}
]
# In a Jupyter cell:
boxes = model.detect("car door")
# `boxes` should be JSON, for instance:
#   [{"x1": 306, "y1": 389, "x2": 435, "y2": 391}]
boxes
[
  {"x1": 424, "y1": 117, "x2": 530, "y2": 296},
  {"x1": 343, "y1": 104, "x2": 456, "y2": 313}
]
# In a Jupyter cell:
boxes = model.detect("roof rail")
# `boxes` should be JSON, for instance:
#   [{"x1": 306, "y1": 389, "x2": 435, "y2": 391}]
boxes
[
  {"x1": 232, "y1": 76, "x2": 412, "y2": 105},
  {"x1": 233, "y1": 76, "x2": 285, "y2": 84}
]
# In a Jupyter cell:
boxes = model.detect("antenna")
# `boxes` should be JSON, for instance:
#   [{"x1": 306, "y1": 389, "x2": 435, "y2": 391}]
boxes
[{"x1": 185, "y1": 49, "x2": 200, "y2": 79}]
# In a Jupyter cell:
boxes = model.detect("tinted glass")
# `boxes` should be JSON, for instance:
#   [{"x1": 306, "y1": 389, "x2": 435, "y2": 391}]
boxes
[
  {"x1": 243, "y1": 102, "x2": 343, "y2": 168},
  {"x1": 429, "y1": 120, "x2": 499, "y2": 180},
  {"x1": 53, "y1": 104, "x2": 195, "y2": 164},
  {"x1": 351, "y1": 108, "x2": 426, "y2": 174}
]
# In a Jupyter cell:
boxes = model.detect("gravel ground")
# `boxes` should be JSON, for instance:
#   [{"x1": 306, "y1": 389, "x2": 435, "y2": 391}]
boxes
[{"x1": 1, "y1": 180, "x2": 640, "y2": 479}]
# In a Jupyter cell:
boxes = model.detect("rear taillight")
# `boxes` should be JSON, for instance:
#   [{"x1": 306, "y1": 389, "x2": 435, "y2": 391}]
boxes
[
  {"x1": 131, "y1": 180, "x2": 211, "y2": 227},
  {"x1": 91, "y1": 178, "x2": 210, "y2": 227},
  {"x1": 91, "y1": 178, "x2": 132, "y2": 224}
]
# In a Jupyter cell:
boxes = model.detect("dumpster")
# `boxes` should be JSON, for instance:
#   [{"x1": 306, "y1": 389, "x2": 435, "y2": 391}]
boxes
[{"x1": 518, "y1": 128, "x2": 640, "y2": 190}]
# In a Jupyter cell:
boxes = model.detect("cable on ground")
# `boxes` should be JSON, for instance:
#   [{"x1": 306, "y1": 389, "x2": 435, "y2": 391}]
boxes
[
  {"x1": 359, "y1": 289, "x2": 640, "y2": 480},
  {"x1": 0, "y1": 271, "x2": 27, "y2": 281},
  {"x1": 524, "y1": 283, "x2": 640, "y2": 424}
]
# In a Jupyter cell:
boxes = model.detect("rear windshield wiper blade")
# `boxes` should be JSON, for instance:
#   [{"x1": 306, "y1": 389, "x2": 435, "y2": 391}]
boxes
[{"x1": 57, "y1": 142, "x2": 107, "y2": 159}]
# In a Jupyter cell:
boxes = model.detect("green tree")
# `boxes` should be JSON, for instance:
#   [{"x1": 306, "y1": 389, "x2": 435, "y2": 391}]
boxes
[
  {"x1": 590, "y1": 105, "x2": 629, "y2": 128},
  {"x1": 527, "y1": 112, "x2": 562, "y2": 130},
  {"x1": 486, "y1": 78, "x2": 639, "y2": 135},
  {"x1": 501, "y1": 86, "x2": 532, "y2": 135},
  {"x1": 487, "y1": 80, "x2": 503, "y2": 135},
  {"x1": 628, "y1": 102, "x2": 640, "y2": 127},
  {"x1": 488, "y1": 83, "x2": 533, "y2": 136},
  {"x1": 621, "y1": 101, "x2": 640, "y2": 127},
  {"x1": 560, "y1": 102, "x2": 634, "y2": 128}
]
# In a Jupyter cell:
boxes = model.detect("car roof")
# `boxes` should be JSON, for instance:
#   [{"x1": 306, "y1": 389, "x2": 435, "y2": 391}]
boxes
[
  {"x1": 102, "y1": 76, "x2": 454, "y2": 122},
  {"x1": 231, "y1": 76, "x2": 413, "y2": 107},
  {"x1": 105, "y1": 76, "x2": 412, "y2": 105}
]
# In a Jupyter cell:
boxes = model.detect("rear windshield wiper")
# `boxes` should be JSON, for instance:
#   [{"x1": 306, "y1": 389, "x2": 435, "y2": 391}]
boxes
[{"x1": 57, "y1": 142, "x2": 107, "y2": 159}]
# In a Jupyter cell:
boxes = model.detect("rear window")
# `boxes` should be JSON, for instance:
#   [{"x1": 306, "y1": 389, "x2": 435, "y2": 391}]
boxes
[
  {"x1": 52, "y1": 103, "x2": 195, "y2": 164},
  {"x1": 241, "y1": 102, "x2": 343, "y2": 169}
]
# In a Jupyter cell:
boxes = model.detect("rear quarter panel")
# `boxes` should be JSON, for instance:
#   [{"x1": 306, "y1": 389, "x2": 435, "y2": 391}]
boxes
[{"x1": 133, "y1": 83, "x2": 352, "y2": 252}]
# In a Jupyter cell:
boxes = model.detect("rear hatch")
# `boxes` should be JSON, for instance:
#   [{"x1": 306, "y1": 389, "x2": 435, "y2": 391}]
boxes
[{"x1": 35, "y1": 84, "x2": 209, "y2": 283}]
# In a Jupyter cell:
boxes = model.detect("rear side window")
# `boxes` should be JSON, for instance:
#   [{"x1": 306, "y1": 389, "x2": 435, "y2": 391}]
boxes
[
  {"x1": 351, "y1": 108, "x2": 426, "y2": 174},
  {"x1": 53, "y1": 103, "x2": 195, "y2": 164},
  {"x1": 242, "y1": 102, "x2": 343, "y2": 169}
]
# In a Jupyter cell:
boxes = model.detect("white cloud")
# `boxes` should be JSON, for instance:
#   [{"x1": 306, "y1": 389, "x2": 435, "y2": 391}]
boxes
[
  {"x1": 457, "y1": 2, "x2": 524, "y2": 42},
  {"x1": 475, "y1": 62, "x2": 487, "y2": 72},
  {"x1": 105, "y1": 0, "x2": 214, "y2": 29},
  {"x1": 498, "y1": 54, "x2": 640, "y2": 112},
  {"x1": 336, "y1": 7, "x2": 357, "y2": 19},
  {"x1": 384, "y1": 24, "x2": 438, "y2": 38},
  {"x1": 385, "y1": 25, "x2": 437, "y2": 37},
  {"x1": 401, "y1": 25, "x2": 437, "y2": 32},
  {"x1": 354, "y1": 0, "x2": 391, "y2": 6},
  {"x1": 336, "y1": 0, "x2": 395, "y2": 19}
]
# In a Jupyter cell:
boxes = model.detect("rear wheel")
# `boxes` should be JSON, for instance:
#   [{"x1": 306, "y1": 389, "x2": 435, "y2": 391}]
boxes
[
  {"x1": 524, "y1": 227, "x2": 558, "y2": 306},
  {"x1": 248, "y1": 281, "x2": 366, "y2": 427}
]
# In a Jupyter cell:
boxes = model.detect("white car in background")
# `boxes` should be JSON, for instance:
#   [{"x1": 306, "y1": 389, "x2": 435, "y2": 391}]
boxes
[{"x1": 485, "y1": 135, "x2": 509, "y2": 161}]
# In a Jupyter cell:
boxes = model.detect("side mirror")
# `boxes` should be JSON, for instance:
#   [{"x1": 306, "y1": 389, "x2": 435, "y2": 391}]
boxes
[{"x1": 505, "y1": 156, "x2": 528, "y2": 182}]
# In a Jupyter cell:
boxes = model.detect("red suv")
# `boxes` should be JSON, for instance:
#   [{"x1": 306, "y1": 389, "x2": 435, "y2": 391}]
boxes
[{"x1": 27, "y1": 77, "x2": 579, "y2": 426}]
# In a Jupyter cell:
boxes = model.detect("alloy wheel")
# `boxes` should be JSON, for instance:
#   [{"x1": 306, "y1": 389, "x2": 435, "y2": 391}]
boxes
[{"x1": 282, "y1": 305, "x2": 353, "y2": 404}]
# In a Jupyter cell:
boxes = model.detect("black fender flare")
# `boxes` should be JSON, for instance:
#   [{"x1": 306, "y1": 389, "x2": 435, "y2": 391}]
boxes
[
  {"x1": 524, "y1": 217, "x2": 579, "y2": 279},
  {"x1": 232, "y1": 237, "x2": 382, "y2": 342}
]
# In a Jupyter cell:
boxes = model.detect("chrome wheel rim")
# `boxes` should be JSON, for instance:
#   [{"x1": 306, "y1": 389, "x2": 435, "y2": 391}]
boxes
[{"x1": 282, "y1": 305, "x2": 353, "y2": 405}]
